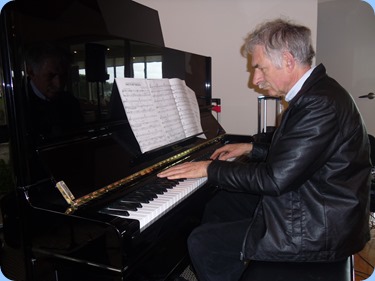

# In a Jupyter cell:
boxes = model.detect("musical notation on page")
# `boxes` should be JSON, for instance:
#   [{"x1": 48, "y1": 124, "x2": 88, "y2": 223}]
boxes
[{"x1": 115, "y1": 78, "x2": 206, "y2": 153}]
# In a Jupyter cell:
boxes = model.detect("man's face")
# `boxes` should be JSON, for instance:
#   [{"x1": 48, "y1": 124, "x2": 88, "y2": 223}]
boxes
[
  {"x1": 28, "y1": 57, "x2": 68, "y2": 100},
  {"x1": 250, "y1": 45, "x2": 288, "y2": 97}
]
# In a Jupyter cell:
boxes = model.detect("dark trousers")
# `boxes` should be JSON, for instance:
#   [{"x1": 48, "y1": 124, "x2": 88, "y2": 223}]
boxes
[{"x1": 187, "y1": 190, "x2": 260, "y2": 281}]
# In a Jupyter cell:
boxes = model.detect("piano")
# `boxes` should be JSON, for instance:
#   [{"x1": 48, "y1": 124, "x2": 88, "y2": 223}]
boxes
[{"x1": 0, "y1": 1, "x2": 253, "y2": 280}]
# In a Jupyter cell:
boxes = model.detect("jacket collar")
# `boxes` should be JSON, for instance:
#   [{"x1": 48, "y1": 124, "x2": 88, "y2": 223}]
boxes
[{"x1": 288, "y1": 63, "x2": 327, "y2": 106}]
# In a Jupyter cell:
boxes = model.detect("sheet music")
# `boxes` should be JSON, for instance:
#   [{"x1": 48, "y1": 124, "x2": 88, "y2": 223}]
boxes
[
  {"x1": 115, "y1": 78, "x2": 205, "y2": 153},
  {"x1": 169, "y1": 79, "x2": 204, "y2": 137}
]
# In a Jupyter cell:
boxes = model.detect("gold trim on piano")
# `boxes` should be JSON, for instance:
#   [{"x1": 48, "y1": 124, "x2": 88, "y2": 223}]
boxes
[{"x1": 61, "y1": 135, "x2": 223, "y2": 215}]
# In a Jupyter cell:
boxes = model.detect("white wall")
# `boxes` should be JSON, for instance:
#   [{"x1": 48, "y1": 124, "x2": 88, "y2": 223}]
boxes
[
  {"x1": 135, "y1": 0, "x2": 318, "y2": 135},
  {"x1": 316, "y1": 0, "x2": 375, "y2": 136}
]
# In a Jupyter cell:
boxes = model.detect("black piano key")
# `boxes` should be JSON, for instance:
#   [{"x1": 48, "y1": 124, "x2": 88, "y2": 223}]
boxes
[
  {"x1": 133, "y1": 190, "x2": 158, "y2": 199},
  {"x1": 160, "y1": 178, "x2": 186, "y2": 186},
  {"x1": 144, "y1": 187, "x2": 166, "y2": 194},
  {"x1": 118, "y1": 200, "x2": 142, "y2": 208},
  {"x1": 155, "y1": 181, "x2": 177, "y2": 189},
  {"x1": 128, "y1": 193, "x2": 153, "y2": 203},
  {"x1": 101, "y1": 208, "x2": 130, "y2": 217},
  {"x1": 108, "y1": 201, "x2": 139, "y2": 211},
  {"x1": 124, "y1": 199, "x2": 148, "y2": 204},
  {"x1": 141, "y1": 184, "x2": 167, "y2": 194}
]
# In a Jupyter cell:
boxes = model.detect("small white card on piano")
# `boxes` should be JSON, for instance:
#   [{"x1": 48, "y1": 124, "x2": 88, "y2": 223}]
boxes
[{"x1": 115, "y1": 78, "x2": 206, "y2": 153}]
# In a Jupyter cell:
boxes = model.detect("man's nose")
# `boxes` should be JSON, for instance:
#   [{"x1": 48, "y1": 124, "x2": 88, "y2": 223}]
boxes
[{"x1": 252, "y1": 68, "x2": 263, "y2": 86}]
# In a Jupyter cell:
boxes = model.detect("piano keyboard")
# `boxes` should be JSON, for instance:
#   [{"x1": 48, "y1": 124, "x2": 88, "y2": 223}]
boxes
[{"x1": 99, "y1": 176, "x2": 207, "y2": 232}]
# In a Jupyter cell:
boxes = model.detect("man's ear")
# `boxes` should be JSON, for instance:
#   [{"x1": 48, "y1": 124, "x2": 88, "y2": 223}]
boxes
[{"x1": 283, "y1": 51, "x2": 295, "y2": 71}]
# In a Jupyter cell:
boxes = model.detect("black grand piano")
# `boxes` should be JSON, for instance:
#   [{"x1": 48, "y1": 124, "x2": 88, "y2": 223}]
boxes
[{"x1": 0, "y1": 1, "x2": 252, "y2": 280}]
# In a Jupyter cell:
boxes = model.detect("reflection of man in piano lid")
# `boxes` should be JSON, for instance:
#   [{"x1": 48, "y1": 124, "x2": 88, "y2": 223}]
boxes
[
  {"x1": 25, "y1": 43, "x2": 83, "y2": 135},
  {"x1": 158, "y1": 18, "x2": 371, "y2": 281}
]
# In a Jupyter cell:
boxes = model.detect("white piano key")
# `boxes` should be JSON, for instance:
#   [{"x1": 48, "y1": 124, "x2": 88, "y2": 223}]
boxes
[{"x1": 108, "y1": 176, "x2": 208, "y2": 231}]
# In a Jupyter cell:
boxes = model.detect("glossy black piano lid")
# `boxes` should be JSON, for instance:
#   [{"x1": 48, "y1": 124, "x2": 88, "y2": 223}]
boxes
[{"x1": 1, "y1": 0, "x2": 220, "y2": 200}]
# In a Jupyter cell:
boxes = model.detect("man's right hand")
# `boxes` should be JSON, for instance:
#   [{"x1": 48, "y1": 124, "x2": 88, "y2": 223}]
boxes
[{"x1": 210, "y1": 143, "x2": 253, "y2": 161}]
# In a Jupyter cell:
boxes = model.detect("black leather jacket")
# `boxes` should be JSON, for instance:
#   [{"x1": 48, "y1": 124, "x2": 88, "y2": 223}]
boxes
[{"x1": 207, "y1": 64, "x2": 371, "y2": 262}]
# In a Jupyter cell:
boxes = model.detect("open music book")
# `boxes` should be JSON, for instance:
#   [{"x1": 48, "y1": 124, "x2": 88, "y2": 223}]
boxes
[{"x1": 115, "y1": 77, "x2": 205, "y2": 153}]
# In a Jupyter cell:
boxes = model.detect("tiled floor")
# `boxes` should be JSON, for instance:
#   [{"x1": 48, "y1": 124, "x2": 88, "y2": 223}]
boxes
[{"x1": 354, "y1": 214, "x2": 375, "y2": 280}]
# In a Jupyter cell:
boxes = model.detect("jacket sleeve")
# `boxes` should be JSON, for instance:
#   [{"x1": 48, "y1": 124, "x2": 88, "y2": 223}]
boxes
[
  {"x1": 207, "y1": 95, "x2": 341, "y2": 196},
  {"x1": 249, "y1": 142, "x2": 270, "y2": 161}
]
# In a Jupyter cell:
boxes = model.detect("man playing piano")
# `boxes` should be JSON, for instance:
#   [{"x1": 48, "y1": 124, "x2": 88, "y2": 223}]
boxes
[{"x1": 158, "y1": 18, "x2": 371, "y2": 281}]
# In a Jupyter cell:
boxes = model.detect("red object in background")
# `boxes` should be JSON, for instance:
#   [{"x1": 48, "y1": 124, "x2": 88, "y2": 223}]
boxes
[
  {"x1": 211, "y1": 98, "x2": 221, "y2": 124},
  {"x1": 212, "y1": 105, "x2": 221, "y2": 113}
]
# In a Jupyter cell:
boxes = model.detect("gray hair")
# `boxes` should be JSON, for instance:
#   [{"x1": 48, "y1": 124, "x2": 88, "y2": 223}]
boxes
[{"x1": 243, "y1": 19, "x2": 315, "y2": 68}]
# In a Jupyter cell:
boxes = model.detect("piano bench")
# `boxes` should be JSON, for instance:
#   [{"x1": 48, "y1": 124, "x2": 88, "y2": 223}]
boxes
[{"x1": 240, "y1": 256, "x2": 353, "y2": 281}]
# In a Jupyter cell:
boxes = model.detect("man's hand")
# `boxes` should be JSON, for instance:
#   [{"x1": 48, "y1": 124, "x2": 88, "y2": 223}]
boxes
[
  {"x1": 157, "y1": 143, "x2": 252, "y2": 180},
  {"x1": 210, "y1": 143, "x2": 253, "y2": 161},
  {"x1": 157, "y1": 160, "x2": 211, "y2": 180}
]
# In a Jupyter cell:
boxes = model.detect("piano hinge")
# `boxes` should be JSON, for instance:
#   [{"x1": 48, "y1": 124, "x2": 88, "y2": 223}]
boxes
[{"x1": 56, "y1": 181, "x2": 76, "y2": 206}]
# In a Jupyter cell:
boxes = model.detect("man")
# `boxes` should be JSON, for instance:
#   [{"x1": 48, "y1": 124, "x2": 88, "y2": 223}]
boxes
[
  {"x1": 25, "y1": 43, "x2": 83, "y2": 136},
  {"x1": 158, "y1": 19, "x2": 372, "y2": 281}
]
